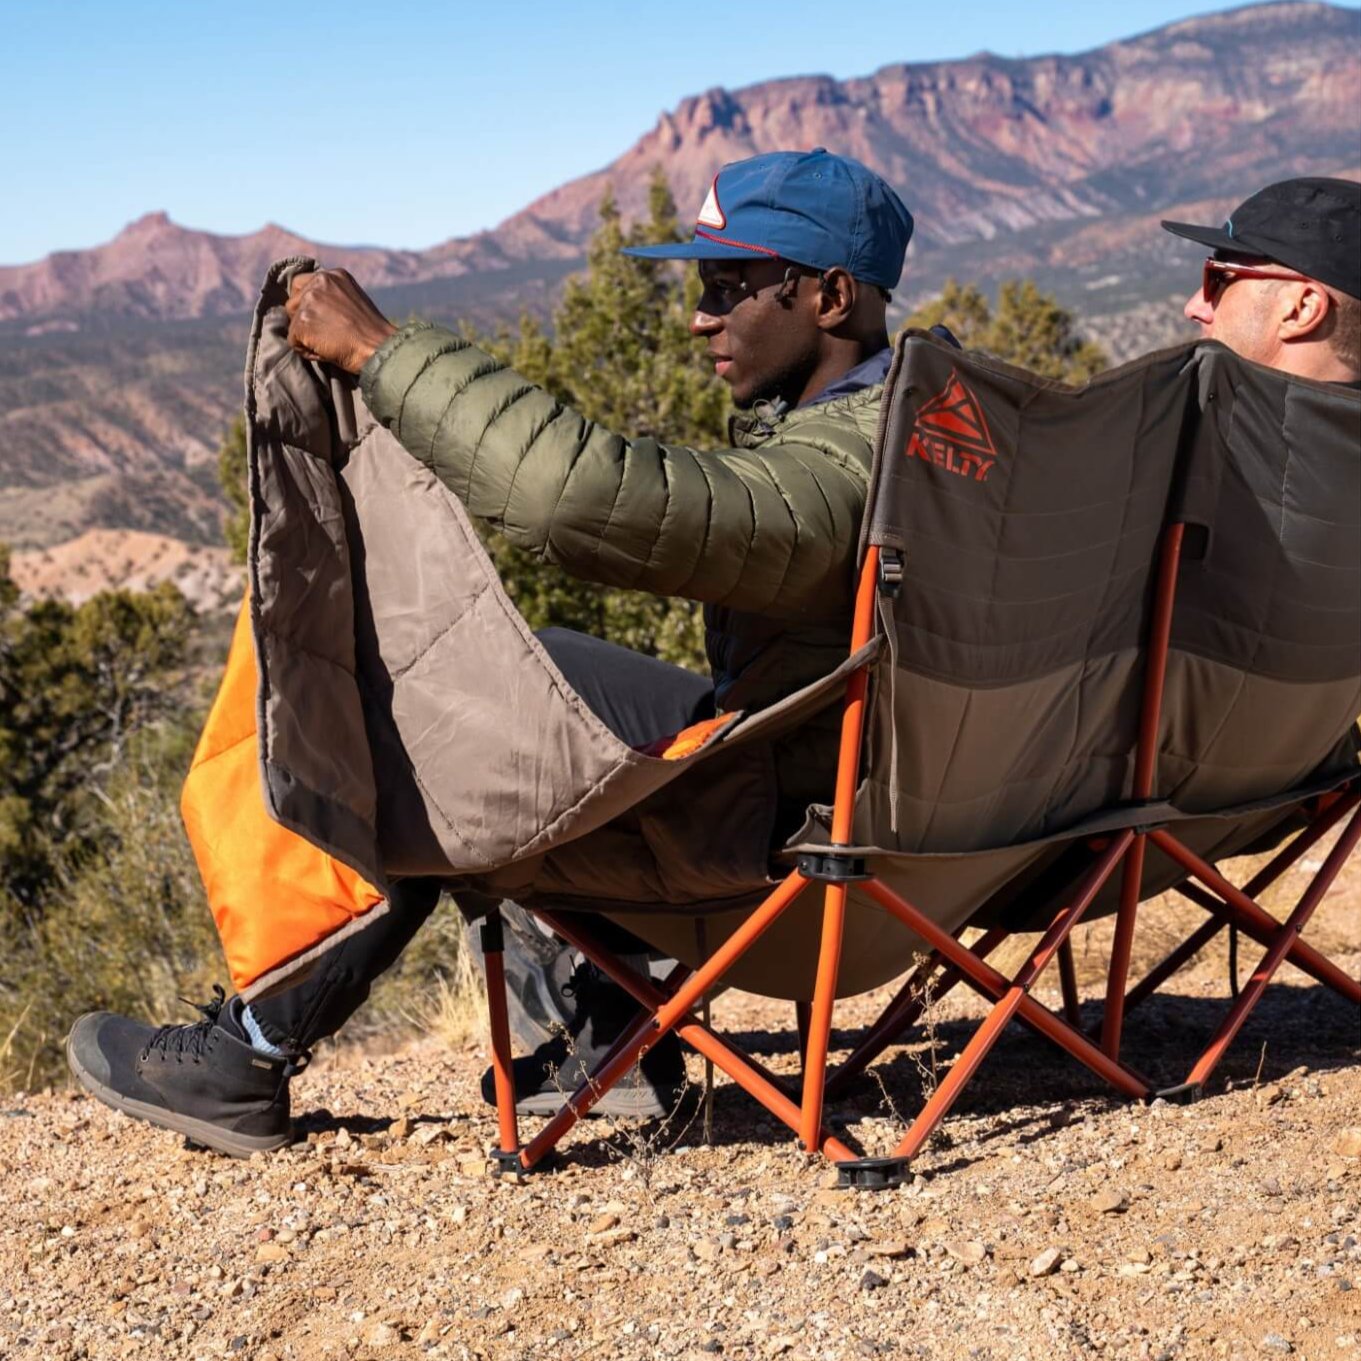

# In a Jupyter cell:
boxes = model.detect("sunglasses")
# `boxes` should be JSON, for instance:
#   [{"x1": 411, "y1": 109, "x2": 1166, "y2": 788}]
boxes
[
  {"x1": 697, "y1": 262, "x2": 827, "y2": 311},
  {"x1": 1201, "y1": 256, "x2": 1312, "y2": 306}
]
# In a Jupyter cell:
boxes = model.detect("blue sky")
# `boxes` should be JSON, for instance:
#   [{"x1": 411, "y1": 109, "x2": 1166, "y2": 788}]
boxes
[{"x1": 2, "y1": 0, "x2": 1351, "y2": 265}]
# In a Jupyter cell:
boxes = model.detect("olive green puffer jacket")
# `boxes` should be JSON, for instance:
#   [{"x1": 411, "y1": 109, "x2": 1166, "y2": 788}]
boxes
[{"x1": 360, "y1": 322, "x2": 883, "y2": 810}]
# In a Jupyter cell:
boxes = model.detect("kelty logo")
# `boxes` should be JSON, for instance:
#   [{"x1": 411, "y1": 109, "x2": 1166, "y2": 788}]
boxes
[{"x1": 905, "y1": 370, "x2": 998, "y2": 483}]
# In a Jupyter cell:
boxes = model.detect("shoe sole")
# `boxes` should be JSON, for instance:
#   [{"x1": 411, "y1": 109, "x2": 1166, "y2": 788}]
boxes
[
  {"x1": 513, "y1": 1086, "x2": 678, "y2": 1120},
  {"x1": 65, "y1": 1032, "x2": 292, "y2": 1159}
]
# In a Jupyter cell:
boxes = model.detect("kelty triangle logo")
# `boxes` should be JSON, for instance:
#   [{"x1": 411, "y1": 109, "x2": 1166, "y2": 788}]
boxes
[{"x1": 905, "y1": 370, "x2": 999, "y2": 483}]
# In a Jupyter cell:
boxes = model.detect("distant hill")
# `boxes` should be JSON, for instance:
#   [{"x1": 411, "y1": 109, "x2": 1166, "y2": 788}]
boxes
[
  {"x1": 1, "y1": 0, "x2": 1358, "y2": 571},
  {"x1": 8, "y1": 529, "x2": 242, "y2": 614}
]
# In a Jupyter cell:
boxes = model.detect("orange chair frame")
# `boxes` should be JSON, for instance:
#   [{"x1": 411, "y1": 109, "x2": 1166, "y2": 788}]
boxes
[{"x1": 481, "y1": 523, "x2": 1361, "y2": 1186}]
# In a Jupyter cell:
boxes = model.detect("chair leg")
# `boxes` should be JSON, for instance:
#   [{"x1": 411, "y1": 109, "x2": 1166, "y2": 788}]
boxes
[
  {"x1": 825, "y1": 925, "x2": 1008, "y2": 1100},
  {"x1": 1057, "y1": 937, "x2": 1082, "y2": 1029},
  {"x1": 891, "y1": 898, "x2": 1095, "y2": 1161},
  {"x1": 1177, "y1": 881, "x2": 1361, "y2": 1003},
  {"x1": 480, "y1": 912, "x2": 521, "y2": 1168},
  {"x1": 1171, "y1": 803, "x2": 1361, "y2": 1090},
  {"x1": 1125, "y1": 789, "x2": 1361, "y2": 1020},
  {"x1": 1101, "y1": 834, "x2": 1147, "y2": 1057},
  {"x1": 538, "y1": 908, "x2": 860, "y2": 1164},
  {"x1": 799, "y1": 882, "x2": 848, "y2": 1151},
  {"x1": 871, "y1": 833, "x2": 1144, "y2": 1160},
  {"x1": 1149, "y1": 810, "x2": 1361, "y2": 1007},
  {"x1": 517, "y1": 872, "x2": 855, "y2": 1167}
]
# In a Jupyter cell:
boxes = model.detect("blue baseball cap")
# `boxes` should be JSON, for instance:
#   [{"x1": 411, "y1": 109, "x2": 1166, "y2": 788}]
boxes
[{"x1": 622, "y1": 148, "x2": 914, "y2": 291}]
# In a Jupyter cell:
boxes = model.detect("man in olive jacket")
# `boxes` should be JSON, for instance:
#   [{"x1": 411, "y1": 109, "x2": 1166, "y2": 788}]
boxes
[{"x1": 67, "y1": 150, "x2": 918, "y2": 1155}]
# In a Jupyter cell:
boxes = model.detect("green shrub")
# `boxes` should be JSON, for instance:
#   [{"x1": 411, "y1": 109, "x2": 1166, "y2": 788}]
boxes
[{"x1": 0, "y1": 729, "x2": 220, "y2": 1090}]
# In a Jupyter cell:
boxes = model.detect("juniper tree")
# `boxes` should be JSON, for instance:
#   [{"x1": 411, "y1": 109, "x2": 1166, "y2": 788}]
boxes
[
  {"x1": 906, "y1": 278, "x2": 1108, "y2": 381},
  {"x1": 218, "y1": 415, "x2": 249, "y2": 565},
  {"x1": 0, "y1": 546, "x2": 193, "y2": 911}
]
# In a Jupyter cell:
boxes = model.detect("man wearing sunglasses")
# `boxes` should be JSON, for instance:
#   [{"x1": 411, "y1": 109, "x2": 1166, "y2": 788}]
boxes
[
  {"x1": 69, "y1": 150, "x2": 930, "y2": 1151},
  {"x1": 1164, "y1": 176, "x2": 1360, "y2": 385}
]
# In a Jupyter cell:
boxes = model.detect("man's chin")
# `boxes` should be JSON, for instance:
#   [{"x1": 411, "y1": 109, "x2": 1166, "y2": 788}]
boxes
[{"x1": 731, "y1": 380, "x2": 783, "y2": 411}]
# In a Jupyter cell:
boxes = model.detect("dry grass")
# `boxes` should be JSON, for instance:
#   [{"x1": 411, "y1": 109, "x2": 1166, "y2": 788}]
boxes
[
  {"x1": 0, "y1": 1004, "x2": 35, "y2": 1095},
  {"x1": 397, "y1": 940, "x2": 487, "y2": 1052}
]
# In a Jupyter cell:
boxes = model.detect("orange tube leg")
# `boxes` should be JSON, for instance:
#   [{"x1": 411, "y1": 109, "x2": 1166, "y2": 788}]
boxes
[
  {"x1": 481, "y1": 912, "x2": 521, "y2": 1166},
  {"x1": 799, "y1": 882, "x2": 848, "y2": 1150},
  {"x1": 1101, "y1": 833, "x2": 1147, "y2": 1058}
]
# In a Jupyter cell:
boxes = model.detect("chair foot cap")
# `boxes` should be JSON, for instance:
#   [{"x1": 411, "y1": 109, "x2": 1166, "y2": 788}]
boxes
[
  {"x1": 490, "y1": 1148, "x2": 531, "y2": 1176},
  {"x1": 835, "y1": 1157, "x2": 910, "y2": 1191},
  {"x1": 1154, "y1": 1082, "x2": 1204, "y2": 1106}
]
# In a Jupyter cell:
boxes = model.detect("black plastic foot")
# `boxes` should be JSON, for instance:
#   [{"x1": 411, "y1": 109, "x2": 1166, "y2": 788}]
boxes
[
  {"x1": 835, "y1": 1157, "x2": 911, "y2": 1191},
  {"x1": 490, "y1": 1148, "x2": 530, "y2": 1176},
  {"x1": 1155, "y1": 1082, "x2": 1204, "y2": 1106}
]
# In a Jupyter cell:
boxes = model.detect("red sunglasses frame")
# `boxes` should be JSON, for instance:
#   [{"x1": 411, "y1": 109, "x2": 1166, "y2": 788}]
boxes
[{"x1": 1201, "y1": 256, "x2": 1313, "y2": 305}]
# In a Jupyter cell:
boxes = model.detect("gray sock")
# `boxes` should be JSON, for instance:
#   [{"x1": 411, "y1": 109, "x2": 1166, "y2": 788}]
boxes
[{"x1": 240, "y1": 1004, "x2": 289, "y2": 1059}]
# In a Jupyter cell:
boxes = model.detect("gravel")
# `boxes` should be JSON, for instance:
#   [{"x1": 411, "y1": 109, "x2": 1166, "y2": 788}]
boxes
[{"x1": 3, "y1": 875, "x2": 1358, "y2": 1361}]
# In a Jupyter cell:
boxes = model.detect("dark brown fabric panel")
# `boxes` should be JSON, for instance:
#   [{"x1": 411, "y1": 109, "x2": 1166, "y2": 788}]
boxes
[{"x1": 860, "y1": 333, "x2": 1361, "y2": 866}]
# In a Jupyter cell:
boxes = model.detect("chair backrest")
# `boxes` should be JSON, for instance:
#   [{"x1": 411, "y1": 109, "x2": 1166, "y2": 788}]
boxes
[
  {"x1": 646, "y1": 336, "x2": 1361, "y2": 997},
  {"x1": 855, "y1": 334, "x2": 1361, "y2": 860}
]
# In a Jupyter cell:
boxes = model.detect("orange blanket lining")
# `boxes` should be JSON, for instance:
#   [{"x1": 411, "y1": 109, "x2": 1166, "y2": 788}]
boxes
[
  {"x1": 180, "y1": 597, "x2": 384, "y2": 994},
  {"x1": 639, "y1": 714, "x2": 731, "y2": 761}
]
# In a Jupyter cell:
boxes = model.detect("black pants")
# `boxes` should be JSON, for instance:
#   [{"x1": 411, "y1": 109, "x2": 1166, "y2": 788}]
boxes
[{"x1": 248, "y1": 629, "x2": 713, "y2": 1053}]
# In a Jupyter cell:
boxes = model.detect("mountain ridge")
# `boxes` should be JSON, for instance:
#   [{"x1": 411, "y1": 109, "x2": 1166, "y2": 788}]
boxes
[
  {"x1": 2, "y1": 0, "x2": 1356, "y2": 328},
  {"x1": 1, "y1": 0, "x2": 1358, "y2": 580}
]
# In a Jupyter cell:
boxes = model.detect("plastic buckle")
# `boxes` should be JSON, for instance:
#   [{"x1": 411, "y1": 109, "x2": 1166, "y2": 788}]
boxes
[
  {"x1": 835, "y1": 1157, "x2": 911, "y2": 1191},
  {"x1": 878, "y1": 548, "x2": 904, "y2": 600},
  {"x1": 796, "y1": 852, "x2": 871, "y2": 883}
]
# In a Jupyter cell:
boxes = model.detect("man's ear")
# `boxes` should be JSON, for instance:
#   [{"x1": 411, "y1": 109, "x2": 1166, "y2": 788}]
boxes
[
  {"x1": 816, "y1": 267, "x2": 857, "y2": 331},
  {"x1": 1280, "y1": 281, "x2": 1333, "y2": 343}
]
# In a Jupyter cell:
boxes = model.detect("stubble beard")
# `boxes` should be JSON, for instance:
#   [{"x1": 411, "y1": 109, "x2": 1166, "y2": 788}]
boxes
[{"x1": 732, "y1": 352, "x2": 820, "y2": 411}]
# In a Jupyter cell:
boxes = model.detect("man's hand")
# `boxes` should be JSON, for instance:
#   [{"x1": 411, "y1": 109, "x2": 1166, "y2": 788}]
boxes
[{"x1": 285, "y1": 269, "x2": 397, "y2": 375}]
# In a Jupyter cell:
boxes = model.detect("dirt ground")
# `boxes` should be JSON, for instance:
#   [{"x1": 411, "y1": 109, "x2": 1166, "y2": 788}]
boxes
[{"x1": 4, "y1": 847, "x2": 1359, "y2": 1361}]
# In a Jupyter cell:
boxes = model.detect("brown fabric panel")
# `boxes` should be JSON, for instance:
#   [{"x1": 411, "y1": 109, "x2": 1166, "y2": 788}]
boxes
[
  {"x1": 251, "y1": 264, "x2": 761, "y2": 889},
  {"x1": 1159, "y1": 654, "x2": 1361, "y2": 813},
  {"x1": 1170, "y1": 349, "x2": 1361, "y2": 683},
  {"x1": 870, "y1": 339, "x2": 1191, "y2": 683},
  {"x1": 841, "y1": 654, "x2": 1138, "y2": 854},
  {"x1": 245, "y1": 260, "x2": 381, "y2": 879}
]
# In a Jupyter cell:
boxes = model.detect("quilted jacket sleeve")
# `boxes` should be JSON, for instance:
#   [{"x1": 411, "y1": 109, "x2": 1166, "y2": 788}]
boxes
[{"x1": 359, "y1": 323, "x2": 868, "y2": 620}]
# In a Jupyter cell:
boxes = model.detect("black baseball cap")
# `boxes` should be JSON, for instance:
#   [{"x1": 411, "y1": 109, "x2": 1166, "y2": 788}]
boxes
[{"x1": 1162, "y1": 177, "x2": 1361, "y2": 300}]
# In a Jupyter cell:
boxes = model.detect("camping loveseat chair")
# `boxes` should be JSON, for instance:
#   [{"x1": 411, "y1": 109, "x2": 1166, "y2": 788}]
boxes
[
  {"x1": 185, "y1": 261, "x2": 1361, "y2": 1186},
  {"x1": 476, "y1": 325, "x2": 1361, "y2": 1185}
]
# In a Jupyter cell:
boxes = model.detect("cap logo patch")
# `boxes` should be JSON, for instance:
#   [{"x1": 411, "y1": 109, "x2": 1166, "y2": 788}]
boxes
[
  {"x1": 697, "y1": 177, "x2": 726, "y2": 230},
  {"x1": 905, "y1": 371, "x2": 999, "y2": 483}
]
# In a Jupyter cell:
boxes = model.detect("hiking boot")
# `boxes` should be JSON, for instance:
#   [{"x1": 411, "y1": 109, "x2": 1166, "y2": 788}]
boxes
[
  {"x1": 480, "y1": 962, "x2": 686, "y2": 1118},
  {"x1": 66, "y1": 986, "x2": 305, "y2": 1157}
]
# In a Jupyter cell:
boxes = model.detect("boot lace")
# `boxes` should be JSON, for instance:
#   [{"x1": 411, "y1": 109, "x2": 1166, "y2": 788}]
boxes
[
  {"x1": 144, "y1": 984, "x2": 227, "y2": 1061},
  {"x1": 560, "y1": 961, "x2": 606, "y2": 1035}
]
